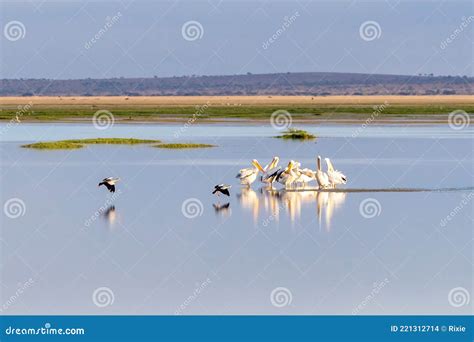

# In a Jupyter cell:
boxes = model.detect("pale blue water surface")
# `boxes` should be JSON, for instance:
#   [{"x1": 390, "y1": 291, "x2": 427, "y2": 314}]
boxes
[{"x1": 1, "y1": 123, "x2": 472, "y2": 315}]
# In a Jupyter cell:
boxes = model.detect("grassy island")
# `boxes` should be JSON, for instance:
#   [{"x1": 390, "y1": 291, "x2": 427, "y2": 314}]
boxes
[
  {"x1": 22, "y1": 138, "x2": 161, "y2": 149},
  {"x1": 275, "y1": 128, "x2": 316, "y2": 140}
]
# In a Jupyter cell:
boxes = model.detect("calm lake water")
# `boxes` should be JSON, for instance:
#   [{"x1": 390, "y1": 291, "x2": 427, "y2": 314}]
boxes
[{"x1": 0, "y1": 123, "x2": 472, "y2": 315}]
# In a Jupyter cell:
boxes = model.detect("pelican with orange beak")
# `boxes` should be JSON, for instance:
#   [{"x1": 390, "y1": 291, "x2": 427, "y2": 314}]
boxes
[
  {"x1": 236, "y1": 159, "x2": 265, "y2": 187},
  {"x1": 260, "y1": 157, "x2": 281, "y2": 185},
  {"x1": 276, "y1": 160, "x2": 297, "y2": 189}
]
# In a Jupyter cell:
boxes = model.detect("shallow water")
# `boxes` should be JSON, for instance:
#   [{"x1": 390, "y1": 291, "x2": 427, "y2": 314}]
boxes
[{"x1": 0, "y1": 123, "x2": 472, "y2": 315}]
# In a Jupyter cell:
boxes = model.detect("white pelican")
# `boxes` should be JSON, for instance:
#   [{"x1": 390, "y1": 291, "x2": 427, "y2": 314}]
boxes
[
  {"x1": 325, "y1": 158, "x2": 347, "y2": 188},
  {"x1": 316, "y1": 156, "x2": 330, "y2": 189},
  {"x1": 236, "y1": 160, "x2": 264, "y2": 187},
  {"x1": 262, "y1": 156, "x2": 279, "y2": 173},
  {"x1": 293, "y1": 163, "x2": 316, "y2": 188},
  {"x1": 260, "y1": 157, "x2": 281, "y2": 185},
  {"x1": 212, "y1": 184, "x2": 231, "y2": 197},
  {"x1": 98, "y1": 177, "x2": 120, "y2": 193},
  {"x1": 276, "y1": 161, "x2": 297, "y2": 189}
]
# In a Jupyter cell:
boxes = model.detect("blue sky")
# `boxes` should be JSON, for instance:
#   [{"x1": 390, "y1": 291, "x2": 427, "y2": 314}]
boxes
[{"x1": 1, "y1": 0, "x2": 472, "y2": 79}]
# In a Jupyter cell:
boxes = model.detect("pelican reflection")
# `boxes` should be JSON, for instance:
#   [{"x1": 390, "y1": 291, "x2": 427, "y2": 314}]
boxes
[{"x1": 238, "y1": 188, "x2": 346, "y2": 229}]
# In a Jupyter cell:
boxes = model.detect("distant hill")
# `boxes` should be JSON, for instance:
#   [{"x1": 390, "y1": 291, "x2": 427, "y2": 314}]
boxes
[{"x1": 1, "y1": 72, "x2": 472, "y2": 96}]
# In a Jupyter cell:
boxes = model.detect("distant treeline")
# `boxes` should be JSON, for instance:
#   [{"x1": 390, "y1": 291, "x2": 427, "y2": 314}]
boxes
[{"x1": 1, "y1": 72, "x2": 472, "y2": 96}]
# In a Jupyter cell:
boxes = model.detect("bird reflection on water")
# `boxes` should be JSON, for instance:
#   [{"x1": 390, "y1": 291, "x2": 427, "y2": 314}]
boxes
[
  {"x1": 238, "y1": 187, "x2": 346, "y2": 230},
  {"x1": 213, "y1": 202, "x2": 231, "y2": 218},
  {"x1": 102, "y1": 205, "x2": 118, "y2": 229}
]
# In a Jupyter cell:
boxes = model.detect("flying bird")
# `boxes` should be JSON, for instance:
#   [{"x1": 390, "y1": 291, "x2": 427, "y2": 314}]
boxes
[
  {"x1": 98, "y1": 177, "x2": 120, "y2": 193},
  {"x1": 212, "y1": 184, "x2": 231, "y2": 197}
]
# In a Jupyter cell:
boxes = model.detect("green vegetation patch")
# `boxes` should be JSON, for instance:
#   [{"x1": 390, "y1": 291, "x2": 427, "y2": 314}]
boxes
[
  {"x1": 22, "y1": 137, "x2": 161, "y2": 149},
  {"x1": 153, "y1": 143, "x2": 216, "y2": 149},
  {"x1": 275, "y1": 128, "x2": 316, "y2": 140},
  {"x1": 62, "y1": 138, "x2": 161, "y2": 144},
  {"x1": 21, "y1": 141, "x2": 85, "y2": 149}
]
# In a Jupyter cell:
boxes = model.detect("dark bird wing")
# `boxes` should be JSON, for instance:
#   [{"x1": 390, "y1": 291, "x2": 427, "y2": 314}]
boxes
[
  {"x1": 100, "y1": 182, "x2": 115, "y2": 192},
  {"x1": 221, "y1": 188, "x2": 230, "y2": 196}
]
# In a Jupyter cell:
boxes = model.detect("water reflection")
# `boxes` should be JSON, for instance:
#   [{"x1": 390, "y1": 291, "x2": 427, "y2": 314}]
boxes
[
  {"x1": 237, "y1": 188, "x2": 260, "y2": 223},
  {"x1": 102, "y1": 205, "x2": 118, "y2": 229},
  {"x1": 213, "y1": 202, "x2": 231, "y2": 218},
  {"x1": 238, "y1": 187, "x2": 346, "y2": 230}
]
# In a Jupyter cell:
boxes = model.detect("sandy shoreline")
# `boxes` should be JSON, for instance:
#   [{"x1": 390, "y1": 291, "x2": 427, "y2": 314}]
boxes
[{"x1": 1, "y1": 95, "x2": 473, "y2": 106}]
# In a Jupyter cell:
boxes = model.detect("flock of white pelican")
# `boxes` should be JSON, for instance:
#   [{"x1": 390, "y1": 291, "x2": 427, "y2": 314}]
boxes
[{"x1": 235, "y1": 156, "x2": 347, "y2": 190}]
